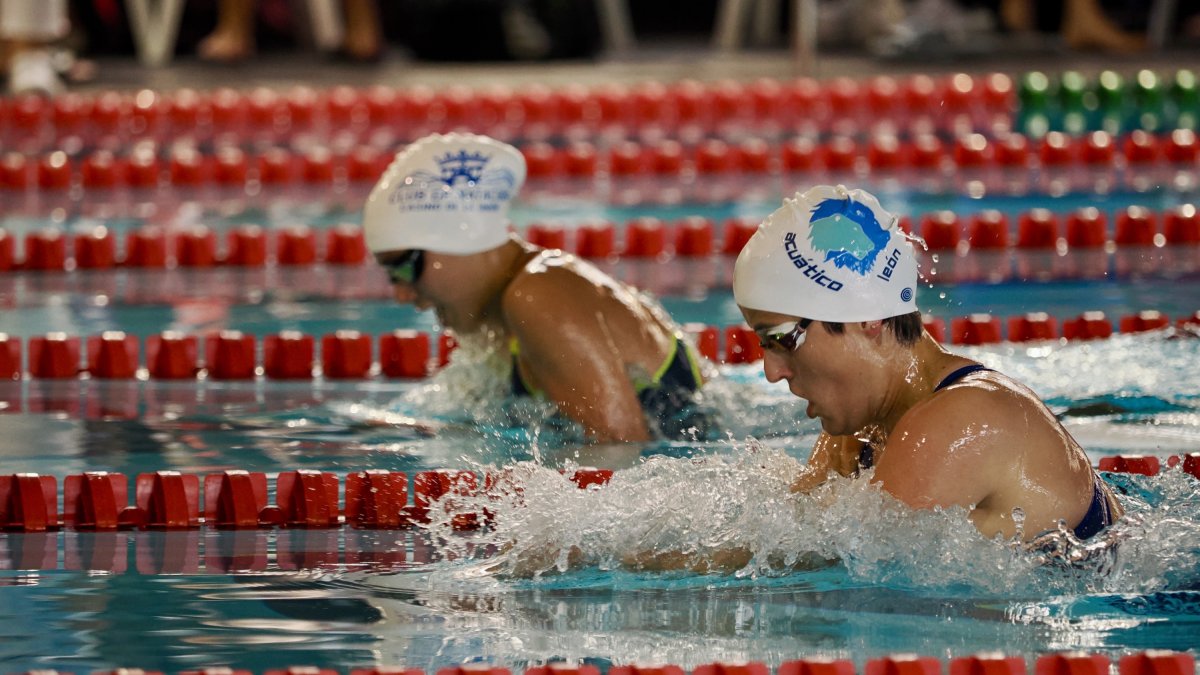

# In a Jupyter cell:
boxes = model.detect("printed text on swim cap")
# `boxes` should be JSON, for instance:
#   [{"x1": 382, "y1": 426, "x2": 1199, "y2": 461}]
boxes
[
  {"x1": 876, "y1": 247, "x2": 900, "y2": 282},
  {"x1": 389, "y1": 182, "x2": 511, "y2": 212},
  {"x1": 783, "y1": 233, "x2": 844, "y2": 291},
  {"x1": 387, "y1": 150, "x2": 517, "y2": 215}
]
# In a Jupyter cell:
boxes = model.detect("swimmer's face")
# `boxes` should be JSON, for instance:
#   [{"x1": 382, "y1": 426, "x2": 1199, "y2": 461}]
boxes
[
  {"x1": 379, "y1": 249, "x2": 493, "y2": 332},
  {"x1": 740, "y1": 305, "x2": 877, "y2": 436},
  {"x1": 378, "y1": 249, "x2": 430, "y2": 308}
]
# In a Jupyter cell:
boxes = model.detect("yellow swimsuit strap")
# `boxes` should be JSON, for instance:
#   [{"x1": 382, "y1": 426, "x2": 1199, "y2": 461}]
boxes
[
  {"x1": 510, "y1": 337, "x2": 545, "y2": 398},
  {"x1": 512, "y1": 336, "x2": 696, "y2": 398}
]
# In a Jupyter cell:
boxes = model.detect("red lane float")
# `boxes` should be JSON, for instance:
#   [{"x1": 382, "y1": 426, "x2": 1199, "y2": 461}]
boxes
[
  {"x1": 866, "y1": 654, "x2": 942, "y2": 675},
  {"x1": 380, "y1": 329, "x2": 431, "y2": 378},
  {"x1": 24, "y1": 229, "x2": 66, "y2": 271},
  {"x1": 10, "y1": 204, "x2": 1181, "y2": 274},
  {"x1": 1119, "y1": 651, "x2": 1195, "y2": 675},
  {"x1": 125, "y1": 225, "x2": 169, "y2": 268},
  {"x1": 147, "y1": 332, "x2": 199, "y2": 379},
  {"x1": 1, "y1": 465, "x2": 624, "y2": 534},
  {"x1": 1008, "y1": 312, "x2": 1058, "y2": 341},
  {"x1": 0, "y1": 307, "x2": 1194, "y2": 383},
  {"x1": 87, "y1": 331, "x2": 140, "y2": 379},
  {"x1": 205, "y1": 330, "x2": 257, "y2": 380},
  {"x1": 2, "y1": 655, "x2": 1195, "y2": 675},
  {"x1": 345, "y1": 470, "x2": 408, "y2": 528},
  {"x1": 951, "y1": 654, "x2": 1026, "y2": 675},
  {"x1": 0, "y1": 228, "x2": 13, "y2": 271},
  {"x1": 721, "y1": 216, "x2": 758, "y2": 256},
  {"x1": 527, "y1": 222, "x2": 567, "y2": 250},
  {"x1": 227, "y1": 225, "x2": 268, "y2": 266},
  {"x1": 951, "y1": 314, "x2": 1002, "y2": 345},
  {"x1": 695, "y1": 663, "x2": 770, "y2": 675},
  {"x1": 0, "y1": 333, "x2": 20, "y2": 380},
  {"x1": 780, "y1": 659, "x2": 856, "y2": 675},
  {"x1": 264, "y1": 331, "x2": 315, "y2": 379},
  {"x1": 1017, "y1": 209, "x2": 1060, "y2": 249},
  {"x1": 29, "y1": 333, "x2": 81, "y2": 379},
  {"x1": 11, "y1": 133, "x2": 1200, "y2": 201},
  {"x1": 203, "y1": 470, "x2": 272, "y2": 529},
  {"x1": 323, "y1": 330, "x2": 373, "y2": 379},
  {"x1": 74, "y1": 225, "x2": 116, "y2": 269},
  {"x1": 1167, "y1": 453, "x2": 1200, "y2": 479},
  {"x1": 724, "y1": 325, "x2": 763, "y2": 363},
  {"x1": 1036, "y1": 653, "x2": 1109, "y2": 675},
  {"x1": 1062, "y1": 311, "x2": 1113, "y2": 341},
  {"x1": 1098, "y1": 455, "x2": 1161, "y2": 476},
  {"x1": 675, "y1": 216, "x2": 715, "y2": 256},
  {"x1": 575, "y1": 220, "x2": 616, "y2": 258}
]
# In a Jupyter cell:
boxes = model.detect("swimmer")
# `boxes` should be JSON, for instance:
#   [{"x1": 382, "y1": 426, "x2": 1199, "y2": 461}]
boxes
[
  {"x1": 362, "y1": 132, "x2": 711, "y2": 444},
  {"x1": 624, "y1": 185, "x2": 1123, "y2": 575},
  {"x1": 738, "y1": 185, "x2": 1123, "y2": 540}
]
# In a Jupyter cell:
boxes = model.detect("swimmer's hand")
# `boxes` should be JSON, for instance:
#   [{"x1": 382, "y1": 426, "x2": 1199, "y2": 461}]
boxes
[{"x1": 358, "y1": 412, "x2": 441, "y2": 436}]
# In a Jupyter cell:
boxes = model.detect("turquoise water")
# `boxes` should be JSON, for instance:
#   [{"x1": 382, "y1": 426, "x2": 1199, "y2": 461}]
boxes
[{"x1": 2, "y1": 187, "x2": 1200, "y2": 672}]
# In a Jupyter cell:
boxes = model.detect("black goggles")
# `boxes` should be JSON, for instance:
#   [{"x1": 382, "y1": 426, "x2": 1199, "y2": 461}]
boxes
[
  {"x1": 756, "y1": 318, "x2": 814, "y2": 351},
  {"x1": 382, "y1": 249, "x2": 425, "y2": 286}
]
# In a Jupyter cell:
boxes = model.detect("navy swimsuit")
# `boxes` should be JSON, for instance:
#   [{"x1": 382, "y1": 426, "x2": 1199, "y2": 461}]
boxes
[{"x1": 860, "y1": 363, "x2": 1114, "y2": 539}]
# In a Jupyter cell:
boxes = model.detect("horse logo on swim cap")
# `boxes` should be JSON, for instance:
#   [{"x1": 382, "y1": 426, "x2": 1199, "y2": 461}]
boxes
[
  {"x1": 733, "y1": 185, "x2": 919, "y2": 323},
  {"x1": 362, "y1": 133, "x2": 526, "y2": 255}
]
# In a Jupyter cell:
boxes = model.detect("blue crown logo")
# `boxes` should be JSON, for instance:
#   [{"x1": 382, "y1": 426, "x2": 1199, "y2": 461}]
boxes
[
  {"x1": 807, "y1": 196, "x2": 891, "y2": 276},
  {"x1": 436, "y1": 150, "x2": 491, "y2": 185}
]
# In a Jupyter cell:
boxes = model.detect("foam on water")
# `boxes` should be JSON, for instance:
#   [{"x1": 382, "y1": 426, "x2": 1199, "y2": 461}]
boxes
[
  {"x1": 407, "y1": 449, "x2": 1200, "y2": 597},
  {"x1": 320, "y1": 329, "x2": 1200, "y2": 602}
]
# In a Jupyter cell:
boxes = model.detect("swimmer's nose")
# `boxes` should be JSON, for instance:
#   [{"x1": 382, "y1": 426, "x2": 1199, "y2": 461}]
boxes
[{"x1": 762, "y1": 351, "x2": 791, "y2": 384}]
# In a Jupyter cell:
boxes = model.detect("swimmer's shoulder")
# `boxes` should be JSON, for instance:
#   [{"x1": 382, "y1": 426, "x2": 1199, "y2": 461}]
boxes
[
  {"x1": 502, "y1": 252, "x2": 605, "y2": 324},
  {"x1": 903, "y1": 370, "x2": 1033, "y2": 437},
  {"x1": 886, "y1": 373, "x2": 1030, "y2": 465},
  {"x1": 877, "y1": 387, "x2": 1015, "y2": 510},
  {"x1": 508, "y1": 249, "x2": 623, "y2": 303}
]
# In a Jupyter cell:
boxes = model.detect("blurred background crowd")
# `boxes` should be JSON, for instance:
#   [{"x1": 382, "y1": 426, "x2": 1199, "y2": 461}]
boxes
[{"x1": 2, "y1": 0, "x2": 1199, "y2": 95}]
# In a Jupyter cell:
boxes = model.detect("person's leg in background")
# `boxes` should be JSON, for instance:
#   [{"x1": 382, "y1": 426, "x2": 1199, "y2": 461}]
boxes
[
  {"x1": 197, "y1": 0, "x2": 258, "y2": 62},
  {"x1": 0, "y1": 0, "x2": 69, "y2": 94},
  {"x1": 340, "y1": 0, "x2": 383, "y2": 61},
  {"x1": 999, "y1": 0, "x2": 1144, "y2": 52},
  {"x1": 1062, "y1": 0, "x2": 1145, "y2": 52}
]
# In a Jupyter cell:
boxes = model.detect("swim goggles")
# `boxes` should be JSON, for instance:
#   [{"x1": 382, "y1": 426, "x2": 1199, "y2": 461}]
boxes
[
  {"x1": 382, "y1": 249, "x2": 425, "y2": 286},
  {"x1": 757, "y1": 318, "x2": 814, "y2": 351}
]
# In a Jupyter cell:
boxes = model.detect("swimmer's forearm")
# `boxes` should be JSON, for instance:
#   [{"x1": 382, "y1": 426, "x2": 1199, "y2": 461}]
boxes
[{"x1": 623, "y1": 547, "x2": 753, "y2": 573}]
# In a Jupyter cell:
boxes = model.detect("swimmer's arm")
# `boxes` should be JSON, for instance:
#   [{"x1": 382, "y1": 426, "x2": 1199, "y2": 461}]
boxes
[
  {"x1": 623, "y1": 547, "x2": 835, "y2": 574},
  {"x1": 623, "y1": 547, "x2": 752, "y2": 573},
  {"x1": 791, "y1": 432, "x2": 862, "y2": 492},
  {"x1": 502, "y1": 273, "x2": 651, "y2": 443},
  {"x1": 870, "y1": 396, "x2": 995, "y2": 512}
]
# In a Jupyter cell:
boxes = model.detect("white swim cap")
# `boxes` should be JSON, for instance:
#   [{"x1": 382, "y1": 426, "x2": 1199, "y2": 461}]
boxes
[
  {"x1": 734, "y1": 185, "x2": 919, "y2": 322},
  {"x1": 362, "y1": 132, "x2": 526, "y2": 255}
]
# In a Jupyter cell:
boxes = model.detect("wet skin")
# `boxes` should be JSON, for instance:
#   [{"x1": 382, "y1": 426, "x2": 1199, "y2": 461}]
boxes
[
  {"x1": 741, "y1": 306, "x2": 1122, "y2": 543},
  {"x1": 379, "y1": 235, "x2": 702, "y2": 443}
]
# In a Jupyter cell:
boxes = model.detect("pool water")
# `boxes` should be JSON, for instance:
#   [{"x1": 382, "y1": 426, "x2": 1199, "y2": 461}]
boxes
[{"x1": 2, "y1": 181, "x2": 1200, "y2": 672}]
